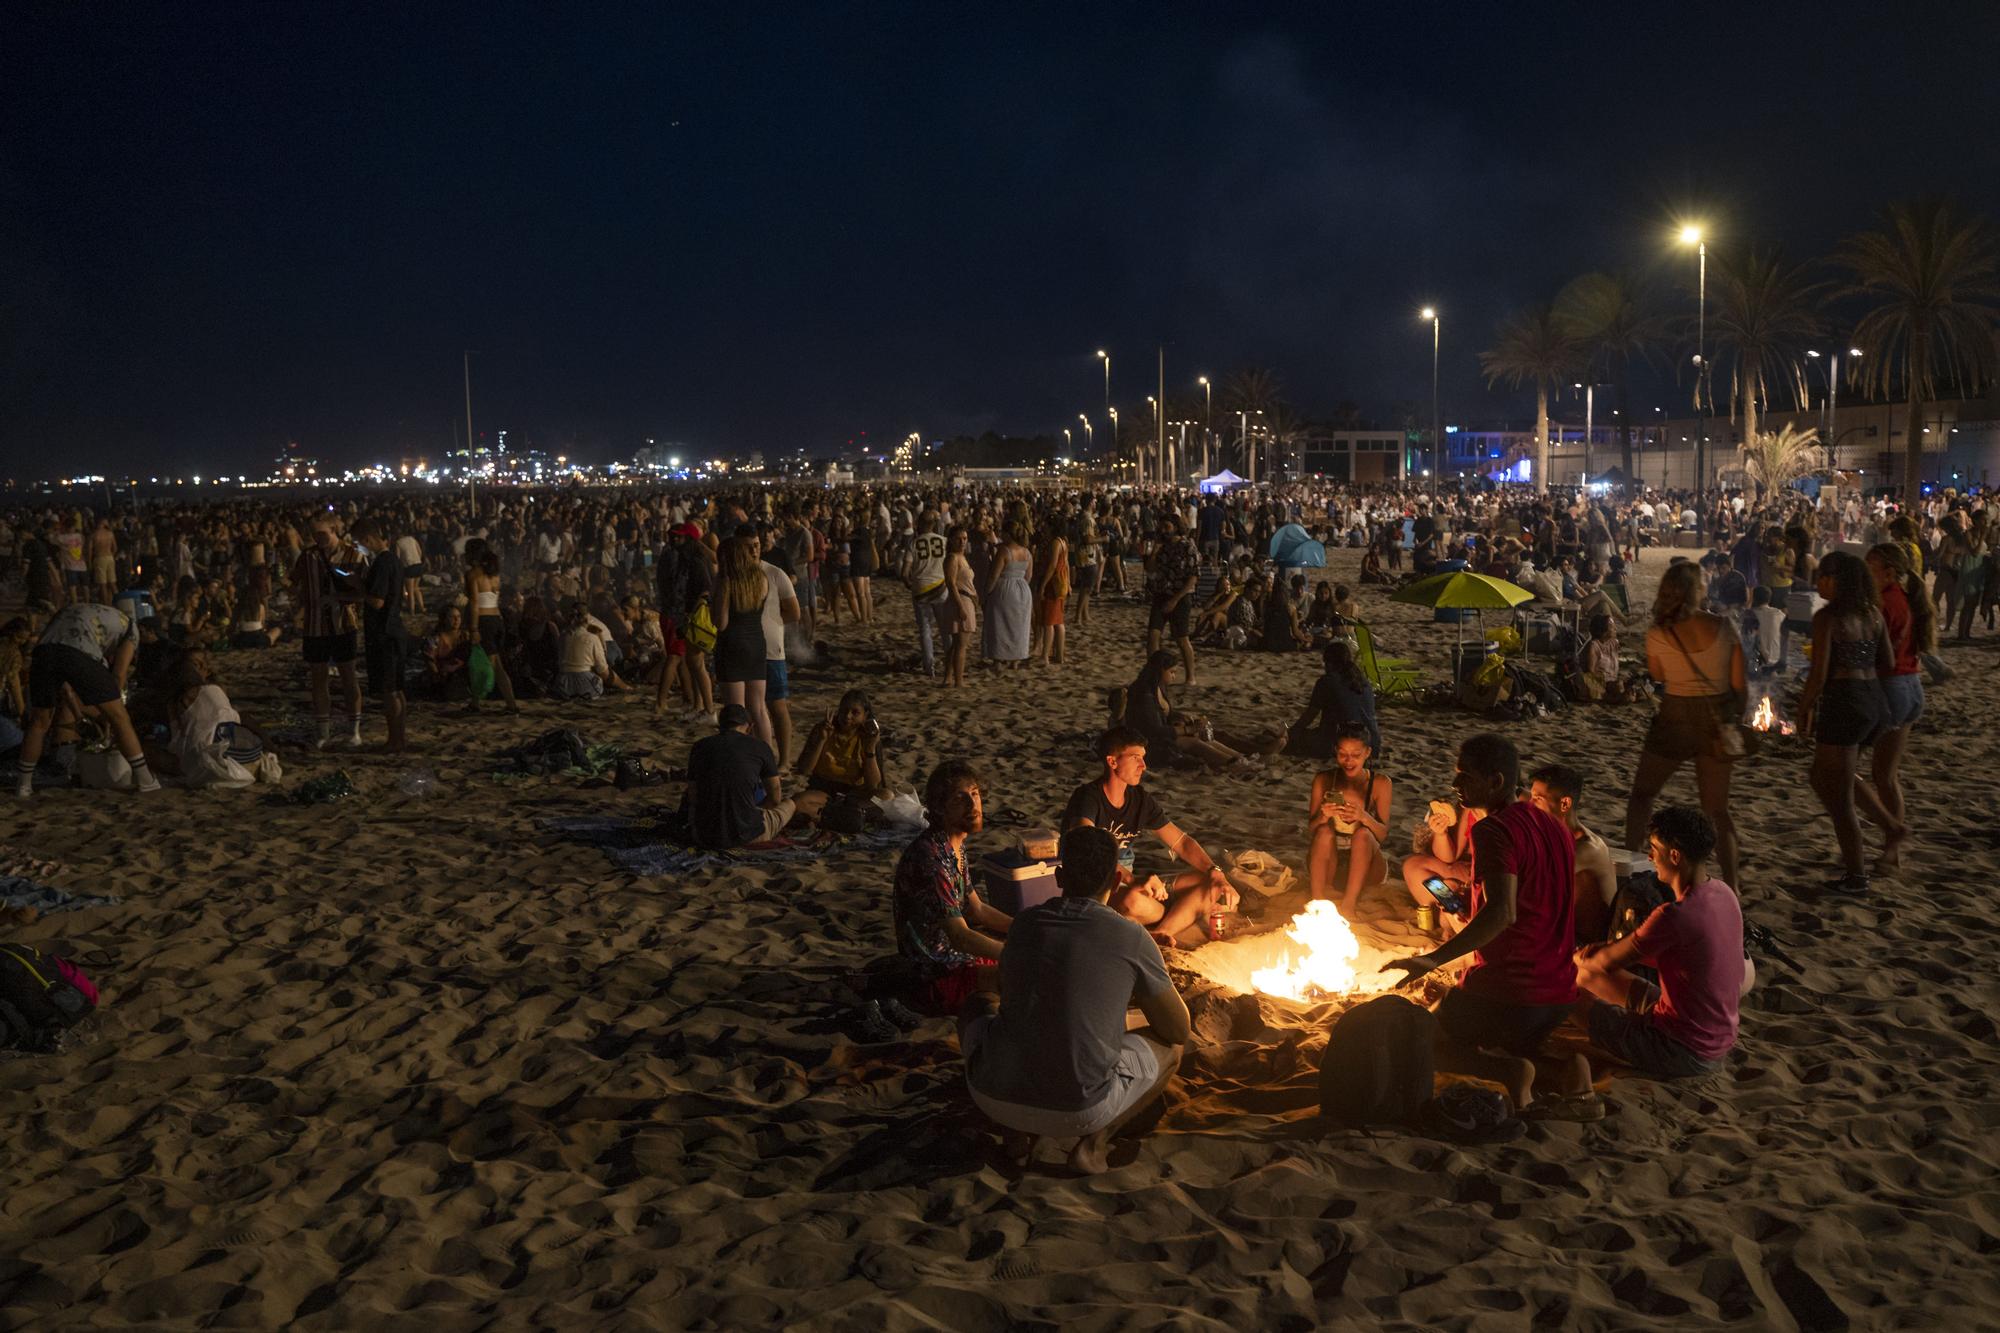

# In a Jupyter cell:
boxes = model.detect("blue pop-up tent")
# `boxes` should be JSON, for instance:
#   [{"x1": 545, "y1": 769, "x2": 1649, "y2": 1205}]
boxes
[
  {"x1": 1269, "y1": 522, "x2": 1326, "y2": 569},
  {"x1": 1198, "y1": 469, "x2": 1247, "y2": 494}
]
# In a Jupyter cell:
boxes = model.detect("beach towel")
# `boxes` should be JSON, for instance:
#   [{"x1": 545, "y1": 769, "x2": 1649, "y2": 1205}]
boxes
[
  {"x1": 545, "y1": 816, "x2": 915, "y2": 877},
  {"x1": 0, "y1": 877, "x2": 120, "y2": 916}
]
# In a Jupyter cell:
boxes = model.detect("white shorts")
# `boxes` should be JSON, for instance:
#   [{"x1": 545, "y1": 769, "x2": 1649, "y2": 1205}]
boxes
[{"x1": 963, "y1": 1019, "x2": 1165, "y2": 1138}]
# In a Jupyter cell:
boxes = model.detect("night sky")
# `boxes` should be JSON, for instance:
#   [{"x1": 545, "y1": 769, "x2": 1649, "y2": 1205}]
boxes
[{"x1": 5, "y1": 2, "x2": 1998, "y2": 477}]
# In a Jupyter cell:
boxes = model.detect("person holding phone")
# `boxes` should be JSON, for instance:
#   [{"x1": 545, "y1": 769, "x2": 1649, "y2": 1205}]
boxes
[
  {"x1": 797, "y1": 689, "x2": 887, "y2": 829},
  {"x1": 1381, "y1": 733, "x2": 1596, "y2": 1121},
  {"x1": 1401, "y1": 793, "x2": 1480, "y2": 929},
  {"x1": 1305, "y1": 723, "x2": 1393, "y2": 917}
]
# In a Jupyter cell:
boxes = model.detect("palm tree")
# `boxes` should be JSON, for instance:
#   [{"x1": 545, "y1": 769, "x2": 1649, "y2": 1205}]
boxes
[
  {"x1": 1555, "y1": 272, "x2": 1672, "y2": 479},
  {"x1": 1740, "y1": 423, "x2": 1829, "y2": 500},
  {"x1": 1711, "y1": 248, "x2": 1824, "y2": 447},
  {"x1": 1221, "y1": 367, "x2": 1285, "y2": 479},
  {"x1": 1479, "y1": 302, "x2": 1580, "y2": 495},
  {"x1": 1833, "y1": 198, "x2": 2000, "y2": 498}
]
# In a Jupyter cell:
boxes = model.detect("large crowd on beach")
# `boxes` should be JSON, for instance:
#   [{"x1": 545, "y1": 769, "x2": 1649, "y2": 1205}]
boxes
[{"x1": 2, "y1": 474, "x2": 1994, "y2": 1161}]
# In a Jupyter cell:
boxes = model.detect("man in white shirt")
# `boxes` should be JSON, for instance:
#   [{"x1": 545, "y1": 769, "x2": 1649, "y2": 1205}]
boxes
[
  {"x1": 901, "y1": 512, "x2": 948, "y2": 676},
  {"x1": 1527, "y1": 764, "x2": 1616, "y2": 944},
  {"x1": 755, "y1": 530, "x2": 801, "y2": 765}
]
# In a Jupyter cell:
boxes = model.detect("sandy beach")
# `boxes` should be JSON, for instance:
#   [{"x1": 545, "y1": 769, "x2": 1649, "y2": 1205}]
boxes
[{"x1": 3, "y1": 547, "x2": 1996, "y2": 1330}]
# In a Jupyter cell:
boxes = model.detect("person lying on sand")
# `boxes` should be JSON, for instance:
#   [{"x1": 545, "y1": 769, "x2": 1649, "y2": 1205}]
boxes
[
  {"x1": 892, "y1": 760, "x2": 1011, "y2": 1015},
  {"x1": 959, "y1": 826, "x2": 1191, "y2": 1175},
  {"x1": 1381, "y1": 734, "x2": 1599, "y2": 1121},
  {"x1": 1061, "y1": 726, "x2": 1237, "y2": 947},
  {"x1": 1570, "y1": 805, "x2": 1746, "y2": 1080}
]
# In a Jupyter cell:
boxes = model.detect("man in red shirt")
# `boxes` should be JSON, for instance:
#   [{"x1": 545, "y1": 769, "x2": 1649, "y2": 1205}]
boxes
[{"x1": 1384, "y1": 734, "x2": 1597, "y2": 1119}]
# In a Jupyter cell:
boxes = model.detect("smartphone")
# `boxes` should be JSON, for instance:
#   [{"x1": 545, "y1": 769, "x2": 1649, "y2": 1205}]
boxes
[{"x1": 1422, "y1": 875, "x2": 1468, "y2": 916}]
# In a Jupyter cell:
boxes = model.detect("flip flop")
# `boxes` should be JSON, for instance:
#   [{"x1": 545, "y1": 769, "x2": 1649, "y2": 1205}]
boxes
[{"x1": 1522, "y1": 1093, "x2": 1606, "y2": 1123}]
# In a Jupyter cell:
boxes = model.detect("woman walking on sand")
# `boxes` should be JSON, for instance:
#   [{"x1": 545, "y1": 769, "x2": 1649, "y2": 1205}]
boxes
[
  {"x1": 464, "y1": 538, "x2": 521, "y2": 714},
  {"x1": 1797, "y1": 551, "x2": 1896, "y2": 895},
  {"x1": 940, "y1": 525, "x2": 979, "y2": 688},
  {"x1": 1622, "y1": 560, "x2": 1745, "y2": 892},
  {"x1": 1862, "y1": 543, "x2": 1932, "y2": 873}
]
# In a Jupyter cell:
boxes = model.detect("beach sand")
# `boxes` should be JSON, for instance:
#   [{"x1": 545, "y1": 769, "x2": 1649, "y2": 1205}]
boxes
[{"x1": 3, "y1": 549, "x2": 1996, "y2": 1329}]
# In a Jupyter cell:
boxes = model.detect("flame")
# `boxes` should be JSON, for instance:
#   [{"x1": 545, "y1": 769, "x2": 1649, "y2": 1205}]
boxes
[
  {"x1": 1749, "y1": 695, "x2": 1796, "y2": 736},
  {"x1": 1244, "y1": 900, "x2": 1383, "y2": 1002}
]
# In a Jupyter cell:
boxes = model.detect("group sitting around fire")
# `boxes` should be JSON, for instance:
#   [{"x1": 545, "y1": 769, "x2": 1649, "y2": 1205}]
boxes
[{"x1": 892, "y1": 729, "x2": 1747, "y2": 1166}]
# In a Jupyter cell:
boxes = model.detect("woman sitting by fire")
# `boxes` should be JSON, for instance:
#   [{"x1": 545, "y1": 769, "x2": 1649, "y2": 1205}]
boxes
[{"x1": 1305, "y1": 722, "x2": 1393, "y2": 917}]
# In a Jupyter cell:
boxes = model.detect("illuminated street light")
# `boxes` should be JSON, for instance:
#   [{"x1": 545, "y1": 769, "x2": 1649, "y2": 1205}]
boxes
[{"x1": 1420, "y1": 306, "x2": 1440, "y2": 496}]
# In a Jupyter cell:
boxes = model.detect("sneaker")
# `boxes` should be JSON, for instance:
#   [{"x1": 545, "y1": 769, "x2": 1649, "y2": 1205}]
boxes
[
  {"x1": 855, "y1": 1001, "x2": 899, "y2": 1044},
  {"x1": 345, "y1": 732, "x2": 364, "y2": 749},
  {"x1": 315, "y1": 735, "x2": 333, "y2": 751},
  {"x1": 134, "y1": 774, "x2": 162, "y2": 794},
  {"x1": 14, "y1": 780, "x2": 30, "y2": 799},
  {"x1": 879, "y1": 998, "x2": 924, "y2": 1031}
]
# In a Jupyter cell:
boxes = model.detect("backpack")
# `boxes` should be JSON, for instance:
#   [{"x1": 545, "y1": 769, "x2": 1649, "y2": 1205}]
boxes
[
  {"x1": 1606, "y1": 869, "x2": 1673, "y2": 945},
  {"x1": 0, "y1": 943, "x2": 98, "y2": 1052},
  {"x1": 1319, "y1": 995, "x2": 1438, "y2": 1126}
]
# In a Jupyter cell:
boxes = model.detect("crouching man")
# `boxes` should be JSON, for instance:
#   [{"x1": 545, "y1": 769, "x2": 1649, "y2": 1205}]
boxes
[{"x1": 958, "y1": 826, "x2": 1190, "y2": 1174}]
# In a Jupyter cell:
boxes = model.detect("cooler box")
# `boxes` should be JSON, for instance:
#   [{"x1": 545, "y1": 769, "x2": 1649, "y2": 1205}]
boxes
[
  {"x1": 114, "y1": 590, "x2": 156, "y2": 624},
  {"x1": 981, "y1": 849, "x2": 1060, "y2": 915}
]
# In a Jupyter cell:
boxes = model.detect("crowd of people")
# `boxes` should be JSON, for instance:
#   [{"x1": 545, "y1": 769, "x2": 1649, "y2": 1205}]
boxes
[{"x1": 1, "y1": 472, "x2": 1989, "y2": 1165}]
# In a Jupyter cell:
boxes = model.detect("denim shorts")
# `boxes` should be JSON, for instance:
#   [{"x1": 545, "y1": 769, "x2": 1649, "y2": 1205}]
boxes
[
  {"x1": 1880, "y1": 673, "x2": 1924, "y2": 731},
  {"x1": 1587, "y1": 980, "x2": 1721, "y2": 1079},
  {"x1": 765, "y1": 659, "x2": 789, "y2": 701}
]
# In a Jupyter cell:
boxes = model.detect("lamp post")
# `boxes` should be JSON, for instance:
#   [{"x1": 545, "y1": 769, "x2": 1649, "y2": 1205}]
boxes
[
  {"x1": 1109, "y1": 406, "x2": 1124, "y2": 485},
  {"x1": 1825, "y1": 348, "x2": 1862, "y2": 469},
  {"x1": 1197, "y1": 376, "x2": 1212, "y2": 479},
  {"x1": 1421, "y1": 308, "x2": 1440, "y2": 498},
  {"x1": 1078, "y1": 414, "x2": 1093, "y2": 466},
  {"x1": 1678, "y1": 224, "x2": 1707, "y2": 519}
]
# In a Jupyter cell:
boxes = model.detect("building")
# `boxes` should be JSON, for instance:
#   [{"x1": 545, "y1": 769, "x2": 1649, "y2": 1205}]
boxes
[{"x1": 1296, "y1": 430, "x2": 1412, "y2": 483}]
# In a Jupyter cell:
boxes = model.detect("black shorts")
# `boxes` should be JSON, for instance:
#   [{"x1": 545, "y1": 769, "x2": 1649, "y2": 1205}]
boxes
[
  {"x1": 1436, "y1": 987, "x2": 1568, "y2": 1058},
  {"x1": 28, "y1": 643, "x2": 120, "y2": 710},
  {"x1": 366, "y1": 635, "x2": 408, "y2": 696},
  {"x1": 303, "y1": 631, "x2": 358, "y2": 665},
  {"x1": 1148, "y1": 596, "x2": 1191, "y2": 640},
  {"x1": 477, "y1": 614, "x2": 510, "y2": 655}
]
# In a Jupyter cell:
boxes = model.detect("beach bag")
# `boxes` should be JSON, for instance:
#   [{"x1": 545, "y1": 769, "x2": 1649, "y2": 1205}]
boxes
[
  {"x1": 1666, "y1": 624, "x2": 1759, "y2": 760},
  {"x1": 687, "y1": 600, "x2": 717, "y2": 654},
  {"x1": 1227, "y1": 850, "x2": 1296, "y2": 899},
  {"x1": 0, "y1": 943, "x2": 98, "y2": 1052},
  {"x1": 1319, "y1": 995, "x2": 1437, "y2": 1126},
  {"x1": 467, "y1": 645, "x2": 496, "y2": 701},
  {"x1": 873, "y1": 790, "x2": 927, "y2": 830}
]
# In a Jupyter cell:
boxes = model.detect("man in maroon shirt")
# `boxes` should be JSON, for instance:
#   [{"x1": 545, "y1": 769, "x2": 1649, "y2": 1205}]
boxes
[{"x1": 1384, "y1": 734, "x2": 1597, "y2": 1118}]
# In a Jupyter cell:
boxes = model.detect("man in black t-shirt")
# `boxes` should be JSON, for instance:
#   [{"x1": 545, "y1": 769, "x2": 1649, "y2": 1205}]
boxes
[
  {"x1": 686, "y1": 704, "x2": 826, "y2": 849},
  {"x1": 1059, "y1": 726, "x2": 1235, "y2": 944},
  {"x1": 351, "y1": 520, "x2": 407, "y2": 754}
]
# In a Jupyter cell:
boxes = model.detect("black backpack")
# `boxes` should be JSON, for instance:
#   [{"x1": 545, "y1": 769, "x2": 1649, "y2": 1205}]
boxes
[
  {"x1": 1319, "y1": 995, "x2": 1438, "y2": 1126},
  {"x1": 1606, "y1": 869, "x2": 1673, "y2": 945},
  {"x1": 0, "y1": 943, "x2": 98, "y2": 1052}
]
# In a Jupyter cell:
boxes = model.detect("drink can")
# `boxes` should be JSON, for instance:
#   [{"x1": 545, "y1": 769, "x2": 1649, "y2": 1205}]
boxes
[
  {"x1": 1207, "y1": 908, "x2": 1226, "y2": 940},
  {"x1": 1415, "y1": 903, "x2": 1438, "y2": 932}
]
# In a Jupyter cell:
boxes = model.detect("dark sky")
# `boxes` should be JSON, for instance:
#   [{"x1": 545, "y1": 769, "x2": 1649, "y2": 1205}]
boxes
[{"x1": 5, "y1": 2, "x2": 1998, "y2": 476}]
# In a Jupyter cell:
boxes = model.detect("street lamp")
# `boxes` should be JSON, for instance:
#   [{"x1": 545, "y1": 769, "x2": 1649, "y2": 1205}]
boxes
[
  {"x1": 1678, "y1": 223, "x2": 1707, "y2": 516},
  {"x1": 1421, "y1": 307, "x2": 1440, "y2": 497},
  {"x1": 1078, "y1": 413, "x2": 1092, "y2": 455},
  {"x1": 1808, "y1": 347, "x2": 1864, "y2": 469},
  {"x1": 1096, "y1": 349, "x2": 1111, "y2": 425},
  {"x1": 1197, "y1": 376, "x2": 1213, "y2": 478}
]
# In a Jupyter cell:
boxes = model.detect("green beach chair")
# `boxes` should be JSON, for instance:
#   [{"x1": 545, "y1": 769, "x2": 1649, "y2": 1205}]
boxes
[{"x1": 1352, "y1": 621, "x2": 1420, "y2": 699}]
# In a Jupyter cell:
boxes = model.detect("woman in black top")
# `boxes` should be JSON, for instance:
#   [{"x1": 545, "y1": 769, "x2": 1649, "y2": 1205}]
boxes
[
  {"x1": 1118, "y1": 650, "x2": 1279, "y2": 772},
  {"x1": 1284, "y1": 640, "x2": 1380, "y2": 758}
]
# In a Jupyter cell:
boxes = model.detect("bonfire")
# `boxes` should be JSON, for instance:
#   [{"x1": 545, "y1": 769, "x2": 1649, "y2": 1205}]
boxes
[{"x1": 1185, "y1": 899, "x2": 1398, "y2": 1004}]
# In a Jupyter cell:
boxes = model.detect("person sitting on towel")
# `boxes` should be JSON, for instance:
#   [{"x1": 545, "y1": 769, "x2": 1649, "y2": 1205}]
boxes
[
  {"x1": 685, "y1": 702, "x2": 826, "y2": 851},
  {"x1": 958, "y1": 825, "x2": 1190, "y2": 1174}
]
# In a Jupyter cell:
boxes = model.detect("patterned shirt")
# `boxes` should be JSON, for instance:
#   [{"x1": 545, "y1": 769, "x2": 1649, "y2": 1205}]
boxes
[
  {"x1": 39, "y1": 604, "x2": 135, "y2": 664},
  {"x1": 892, "y1": 829, "x2": 974, "y2": 978},
  {"x1": 1149, "y1": 535, "x2": 1199, "y2": 599}
]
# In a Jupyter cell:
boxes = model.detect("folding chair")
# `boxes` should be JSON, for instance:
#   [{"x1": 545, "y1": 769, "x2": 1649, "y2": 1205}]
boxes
[{"x1": 1351, "y1": 621, "x2": 1420, "y2": 698}]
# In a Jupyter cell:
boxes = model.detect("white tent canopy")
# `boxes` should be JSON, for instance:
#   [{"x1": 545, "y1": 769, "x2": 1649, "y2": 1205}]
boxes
[{"x1": 1198, "y1": 469, "x2": 1248, "y2": 494}]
